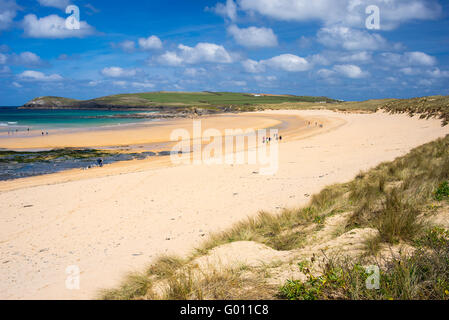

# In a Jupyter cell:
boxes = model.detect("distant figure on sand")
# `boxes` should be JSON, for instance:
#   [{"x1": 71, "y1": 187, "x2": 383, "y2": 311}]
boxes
[{"x1": 97, "y1": 158, "x2": 104, "y2": 167}]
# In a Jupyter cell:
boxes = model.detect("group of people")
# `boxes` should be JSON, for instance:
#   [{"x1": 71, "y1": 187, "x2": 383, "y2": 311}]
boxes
[
  {"x1": 308, "y1": 121, "x2": 324, "y2": 128},
  {"x1": 262, "y1": 133, "x2": 282, "y2": 144},
  {"x1": 6, "y1": 128, "x2": 50, "y2": 136}
]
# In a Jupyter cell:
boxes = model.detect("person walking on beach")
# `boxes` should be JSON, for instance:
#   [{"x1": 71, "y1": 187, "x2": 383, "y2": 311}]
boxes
[{"x1": 97, "y1": 158, "x2": 104, "y2": 167}]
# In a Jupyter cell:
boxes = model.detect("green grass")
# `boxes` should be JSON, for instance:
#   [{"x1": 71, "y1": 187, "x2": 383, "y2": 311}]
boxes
[
  {"x1": 280, "y1": 226, "x2": 449, "y2": 300},
  {"x1": 435, "y1": 181, "x2": 449, "y2": 201}
]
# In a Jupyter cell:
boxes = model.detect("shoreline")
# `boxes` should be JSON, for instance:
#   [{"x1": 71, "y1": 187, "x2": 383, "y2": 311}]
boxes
[{"x1": 0, "y1": 111, "x2": 331, "y2": 192}]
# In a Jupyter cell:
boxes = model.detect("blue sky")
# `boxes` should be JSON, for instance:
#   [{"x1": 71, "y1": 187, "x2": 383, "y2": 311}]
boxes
[{"x1": 0, "y1": 0, "x2": 448, "y2": 105}]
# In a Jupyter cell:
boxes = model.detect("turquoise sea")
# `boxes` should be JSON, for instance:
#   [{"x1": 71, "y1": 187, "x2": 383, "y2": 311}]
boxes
[
  {"x1": 0, "y1": 107, "x2": 153, "y2": 132},
  {"x1": 0, "y1": 107, "x2": 174, "y2": 181}
]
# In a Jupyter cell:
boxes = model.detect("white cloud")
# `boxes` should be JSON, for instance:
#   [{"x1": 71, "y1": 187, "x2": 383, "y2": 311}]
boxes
[
  {"x1": 37, "y1": 0, "x2": 70, "y2": 9},
  {"x1": 101, "y1": 67, "x2": 137, "y2": 78},
  {"x1": 19, "y1": 70, "x2": 63, "y2": 81},
  {"x1": 157, "y1": 42, "x2": 233, "y2": 66},
  {"x1": 427, "y1": 68, "x2": 449, "y2": 78},
  {"x1": 227, "y1": 24, "x2": 278, "y2": 48},
  {"x1": 12, "y1": 81, "x2": 22, "y2": 87},
  {"x1": 22, "y1": 14, "x2": 95, "y2": 38},
  {"x1": 333, "y1": 64, "x2": 368, "y2": 78},
  {"x1": 317, "y1": 26, "x2": 392, "y2": 51},
  {"x1": 338, "y1": 51, "x2": 372, "y2": 63},
  {"x1": 157, "y1": 51, "x2": 184, "y2": 66},
  {"x1": 138, "y1": 35, "x2": 162, "y2": 50},
  {"x1": 208, "y1": 0, "x2": 237, "y2": 21},
  {"x1": 0, "y1": 0, "x2": 18, "y2": 31},
  {"x1": 316, "y1": 68, "x2": 336, "y2": 79},
  {"x1": 381, "y1": 52, "x2": 437, "y2": 67},
  {"x1": 309, "y1": 54, "x2": 331, "y2": 66},
  {"x1": 264, "y1": 54, "x2": 310, "y2": 72},
  {"x1": 242, "y1": 59, "x2": 266, "y2": 73},
  {"x1": 12, "y1": 51, "x2": 43, "y2": 66},
  {"x1": 237, "y1": 0, "x2": 441, "y2": 29},
  {"x1": 242, "y1": 54, "x2": 310, "y2": 73},
  {"x1": 0, "y1": 51, "x2": 44, "y2": 66}
]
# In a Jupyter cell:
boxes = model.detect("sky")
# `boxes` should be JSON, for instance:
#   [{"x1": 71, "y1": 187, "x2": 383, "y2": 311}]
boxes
[{"x1": 0, "y1": 0, "x2": 448, "y2": 105}]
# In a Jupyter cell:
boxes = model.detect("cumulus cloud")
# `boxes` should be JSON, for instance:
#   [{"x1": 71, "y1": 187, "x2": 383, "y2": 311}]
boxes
[
  {"x1": 316, "y1": 68, "x2": 336, "y2": 79},
  {"x1": 22, "y1": 14, "x2": 95, "y2": 38},
  {"x1": 333, "y1": 64, "x2": 368, "y2": 78},
  {"x1": 0, "y1": 51, "x2": 45, "y2": 66},
  {"x1": 138, "y1": 35, "x2": 162, "y2": 50},
  {"x1": 157, "y1": 42, "x2": 233, "y2": 66},
  {"x1": 317, "y1": 26, "x2": 394, "y2": 51},
  {"x1": 37, "y1": 0, "x2": 70, "y2": 9},
  {"x1": 101, "y1": 67, "x2": 137, "y2": 78},
  {"x1": 227, "y1": 24, "x2": 278, "y2": 48},
  {"x1": 242, "y1": 59, "x2": 266, "y2": 73},
  {"x1": 338, "y1": 51, "x2": 372, "y2": 63},
  {"x1": 208, "y1": 0, "x2": 237, "y2": 21},
  {"x1": 236, "y1": 0, "x2": 441, "y2": 29},
  {"x1": 0, "y1": 0, "x2": 19, "y2": 31},
  {"x1": 381, "y1": 52, "x2": 437, "y2": 67},
  {"x1": 242, "y1": 54, "x2": 310, "y2": 73},
  {"x1": 18, "y1": 70, "x2": 63, "y2": 81},
  {"x1": 12, "y1": 51, "x2": 44, "y2": 66},
  {"x1": 265, "y1": 54, "x2": 310, "y2": 72}
]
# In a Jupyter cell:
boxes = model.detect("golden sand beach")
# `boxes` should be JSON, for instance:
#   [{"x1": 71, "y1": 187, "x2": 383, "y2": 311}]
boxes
[{"x1": 0, "y1": 110, "x2": 448, "y2": 299}]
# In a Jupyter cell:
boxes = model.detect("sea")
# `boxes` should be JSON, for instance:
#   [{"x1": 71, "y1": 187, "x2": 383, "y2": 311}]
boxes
[
  {"x1": 0, "y1": 106, "x2": 153, "y2": 132},
  {"x1": 0, "y1": 107, "x2": 171, "y2": 181}
]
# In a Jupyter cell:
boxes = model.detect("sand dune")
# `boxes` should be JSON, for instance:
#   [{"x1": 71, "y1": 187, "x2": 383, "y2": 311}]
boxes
[{"x1": 0, "y1": 110, "x2": 448, "y2": 300}]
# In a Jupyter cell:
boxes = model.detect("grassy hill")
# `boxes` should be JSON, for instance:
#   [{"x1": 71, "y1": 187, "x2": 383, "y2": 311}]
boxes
[{"x1": 22, "y1": 92, "x2": 338, "y2": 111}]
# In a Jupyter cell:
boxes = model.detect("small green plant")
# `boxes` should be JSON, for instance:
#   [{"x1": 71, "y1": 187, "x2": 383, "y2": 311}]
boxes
[{"x1": 435, "y1": 181, "x2": 449, "y2": 201}]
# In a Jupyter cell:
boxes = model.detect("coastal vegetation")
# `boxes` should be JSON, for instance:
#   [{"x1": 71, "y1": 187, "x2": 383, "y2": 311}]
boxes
[
  {"x1": 101, "y1": 129, "x2": 449, "y2": 300},
  {"x1": 21, "y1": 92, "x2": 338, "y2": 111}
]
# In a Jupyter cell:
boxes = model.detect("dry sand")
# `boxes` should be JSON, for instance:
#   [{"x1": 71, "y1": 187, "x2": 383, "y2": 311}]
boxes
[{"x1": 0, "y1": 109, "x2": 448, "y2": 300}]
